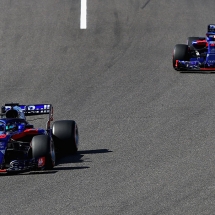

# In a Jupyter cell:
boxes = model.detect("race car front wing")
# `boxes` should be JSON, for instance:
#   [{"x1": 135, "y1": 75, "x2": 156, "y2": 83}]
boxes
[
  {"x1": 175, "y1": 60, "x2": 215, "y2": 71},
  {"x1": 0, "y1": 157, "x2": 46, "y2": 174}
]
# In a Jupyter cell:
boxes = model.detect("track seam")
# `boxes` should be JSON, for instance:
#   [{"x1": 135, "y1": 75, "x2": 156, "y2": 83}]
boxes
[{"x1": 141, "y1": 0, "x2": 151, "y2": 10}]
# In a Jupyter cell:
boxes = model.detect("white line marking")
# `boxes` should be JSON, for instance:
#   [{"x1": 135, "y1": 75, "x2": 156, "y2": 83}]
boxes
[{"x1": 80, "y1": 0, "x2": 87, "y2": 29}]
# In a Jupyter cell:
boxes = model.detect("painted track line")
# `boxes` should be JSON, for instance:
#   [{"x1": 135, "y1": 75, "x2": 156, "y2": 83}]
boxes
[{"x1": 80, "y1": 0, "x2": 87, "y2": 29}]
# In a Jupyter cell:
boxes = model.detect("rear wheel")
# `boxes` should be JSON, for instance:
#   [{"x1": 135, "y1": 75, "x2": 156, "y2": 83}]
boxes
[
  {"x1": 52, "y1": 120, "x2": 79, "y2": 154},
  {"x1": 31, "y1": 135, "x2": 55, "y2": 170},
  {"x1": 173, "y1": 44, "x2": 189, "y2": 70}
]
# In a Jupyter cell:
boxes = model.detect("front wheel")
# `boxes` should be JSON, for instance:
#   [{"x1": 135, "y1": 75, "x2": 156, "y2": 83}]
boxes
[
  {"x1": 31, "y1": 135, "x2": 55, "y2": 170},
  {"x1": 173, "y1": 44, "x2": 189, "y2": 70}
]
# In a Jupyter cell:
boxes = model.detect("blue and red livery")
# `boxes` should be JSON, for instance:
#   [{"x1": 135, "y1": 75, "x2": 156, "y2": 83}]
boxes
[
  {"x1": 0, "y1": 103, "x2": 79, "y2": 174},
  {"x1": 173, "y1": 24, "x2": 215, "y2": 71}
]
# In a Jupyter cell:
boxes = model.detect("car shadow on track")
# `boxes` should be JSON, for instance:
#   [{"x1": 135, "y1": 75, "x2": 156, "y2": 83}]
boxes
[
  {"x1": 54, "y1": 148, "x2": 112, "y2": 171},
  {"x1": 1, "y1": 149, "x2": 112, "y2": 175}
]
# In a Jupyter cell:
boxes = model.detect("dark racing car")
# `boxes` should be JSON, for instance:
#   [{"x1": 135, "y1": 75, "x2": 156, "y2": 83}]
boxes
[
  {"x1": 173, "y1": 24, "x2": 215, "y2": 71},
  {"x1": 0, "y1": 103, "x2": 79, "y2": 174}
]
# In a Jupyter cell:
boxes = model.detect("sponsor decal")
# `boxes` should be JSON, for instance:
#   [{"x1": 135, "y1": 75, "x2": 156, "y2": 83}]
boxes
[
  {"x1": 0, "y1": 150, "x2": 5, "y2": 154},
  {"x1": 5, "y1": 104, "x2": 50, "y2": 113},
  {"x1": 0, "y1": 142, "x2": 6, "y2": 150},
  {"x1": 38, "y1": 157, "x2": 45, "y2": 167},
  {"x1": 208, "y1": 60, "x2": 215, "y2": 64}
]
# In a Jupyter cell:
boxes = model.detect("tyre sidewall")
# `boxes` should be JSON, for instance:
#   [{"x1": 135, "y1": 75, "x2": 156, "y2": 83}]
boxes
[
  {"x1": 173, "y1": 44, "x2": 189, "y2": 70},
  {"x1": 52, "y1": 120, "x2": 79, "y2": 154},
  {"x1": 31, "y1": 135, "x2": 55, "y2": 169}
]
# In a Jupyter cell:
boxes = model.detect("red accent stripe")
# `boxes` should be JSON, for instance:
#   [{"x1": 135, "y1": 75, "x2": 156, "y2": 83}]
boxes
[
  {"x1": 200, "y1": 68, "x2": 215, "y2": 71},
  {"x1": 24, "y1": 129, "x2": 39, "y2": 135},
  {"x1": 195, "y1": 40, "x2": 207, "y2": 44},
  {"x1": 0, "y1": 134, "x2": 7, "y2": 138},
  {"x1": 12, "y1": 129, "x2": 39, "y2": 140},
  {"x1": 0, "y1": 169, "x2": 7, "y2": 172},
  {"x1": 12, "y1": 132, "x2": 26, "y2": 140},
  {"x1": 195, "y1": 40, "x2": 208, "y2": 47}
]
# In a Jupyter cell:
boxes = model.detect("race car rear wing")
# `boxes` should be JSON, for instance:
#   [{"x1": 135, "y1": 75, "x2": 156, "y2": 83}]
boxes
[{"x1": 1, "y1": 103, "x2": 53, "y2": 129}]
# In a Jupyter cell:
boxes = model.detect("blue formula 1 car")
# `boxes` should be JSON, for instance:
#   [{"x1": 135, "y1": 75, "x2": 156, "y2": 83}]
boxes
[
  {"x1": 0, "y1": 103, "x2": 79, "y2": 174},
  {"x1": 173, "y1": 24, "x2": 215, "y2": 71}
]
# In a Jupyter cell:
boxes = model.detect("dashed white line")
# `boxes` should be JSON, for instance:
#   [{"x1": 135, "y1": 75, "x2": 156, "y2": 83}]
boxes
[{"x1": 80, "y1": 0, "x2": 87, "y2": 29}]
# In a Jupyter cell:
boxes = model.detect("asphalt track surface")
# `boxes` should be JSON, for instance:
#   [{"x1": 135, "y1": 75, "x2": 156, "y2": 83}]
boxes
[{"x1": 1, "y1": 0, "x2": 215, "y2": 214}]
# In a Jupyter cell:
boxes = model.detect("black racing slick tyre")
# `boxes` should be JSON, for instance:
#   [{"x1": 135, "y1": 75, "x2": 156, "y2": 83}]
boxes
[
  {"x1": 32, "y1": 135, "x2": 55, "y2": 170},
  {"x1": 187, "y1": 37, "x2": 200, "y2": 49},
  {"x1": 52, "y1": 120, "x2": 79, "y2": 154},
  {"x1": 173, "y1": 44, "x2": 189, "y2": 70}
]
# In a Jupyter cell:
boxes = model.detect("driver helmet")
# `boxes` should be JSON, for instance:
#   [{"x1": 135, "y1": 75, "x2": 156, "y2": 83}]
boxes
[{"x1": 5, "y1": 106, "x2": 26, "y2": 120}]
